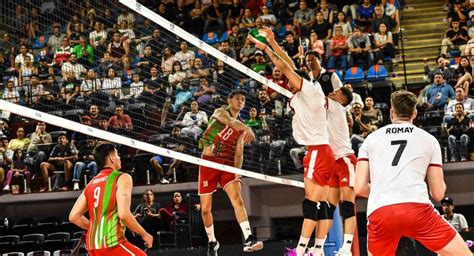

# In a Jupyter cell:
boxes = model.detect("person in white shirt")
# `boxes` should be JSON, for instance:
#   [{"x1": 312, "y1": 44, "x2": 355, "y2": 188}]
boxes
[
  {"x1": 126, "y1": 74, "x2": 144, "y2": 100},
  {"x1": 3, "y1": 81, "x2": 20, "y2": 104},
  {"x1": 344, "y1": 82, "x2": 364, "y2": 112},
  {"x1": 355, "y1": 90, "x2": 471, "y2": 256},
  {"x1": 14, "y1": 44, "x2": 35, "y2": 69},
  {"x1": 249, "y1": 31, "x2": 352, "y2": 256},
  {"x1": 61, "y1": 53, "x2": 87, "y2": 80},
  {"x1": 443, "y1": 87, "x2": 474, "y2": 123},
  {"x1": 175, "y1": 41, "x2": 195, "y2": 70},
  {"x1": 441, "y1": 196, "x2": 469, "y2": 233},
  {"x1": 181, "y1": 101, "x2": 208, "y2": 139}
]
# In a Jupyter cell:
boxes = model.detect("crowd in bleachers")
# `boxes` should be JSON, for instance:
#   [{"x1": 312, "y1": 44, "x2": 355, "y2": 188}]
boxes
[{"x1": 0, "y1": 0, "x2": 473, "y2": 196}]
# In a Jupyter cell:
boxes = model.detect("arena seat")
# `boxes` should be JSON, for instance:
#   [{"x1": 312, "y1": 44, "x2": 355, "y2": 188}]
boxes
[
  {"x1": 367, "y1": 64, "x2": 388, "y2": 81},
  {"x1": 344, "y1": 67, "x2": 365, "y2": 84}
]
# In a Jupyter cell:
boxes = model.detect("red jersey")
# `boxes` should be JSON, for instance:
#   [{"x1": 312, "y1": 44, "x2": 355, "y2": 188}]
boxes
[{"x1": 84, "y1": 168, "x2": 125, "y2": 250}]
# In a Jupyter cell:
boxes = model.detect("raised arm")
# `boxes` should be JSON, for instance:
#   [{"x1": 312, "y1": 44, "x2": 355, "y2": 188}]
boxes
[{"x1": 248, "y1": 35, "x2": 302, "y2": 92}]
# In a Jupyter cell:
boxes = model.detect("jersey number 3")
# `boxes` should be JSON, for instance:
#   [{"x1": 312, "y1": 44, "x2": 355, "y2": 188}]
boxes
[{"x1": 391, "y1": 140, "x2": 407, "y2": 166}]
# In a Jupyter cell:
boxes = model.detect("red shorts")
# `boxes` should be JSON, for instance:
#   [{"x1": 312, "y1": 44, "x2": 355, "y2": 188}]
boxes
[
  {"x1": 198, "y1": 155, "x2": 241, "y2": 195},
  {"x1": 328, "y1": 154, "x2": 357, "y2": 188},
  {"x1": 88, "y1": 241, "x2": 146, "y2": 256},
  {"x1": 367, "y1": 203, "x2": 457, "y2": 256},
  {"x1": 303, "y1": 145, "x2": 335, "y2": 186}
]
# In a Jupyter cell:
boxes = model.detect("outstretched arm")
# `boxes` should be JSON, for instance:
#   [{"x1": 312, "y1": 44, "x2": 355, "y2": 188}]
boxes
[{"x1": 248, "y1": 35, "x2": 302, "y2": 92}]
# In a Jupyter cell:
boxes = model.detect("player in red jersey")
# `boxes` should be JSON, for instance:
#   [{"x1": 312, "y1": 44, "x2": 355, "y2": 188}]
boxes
[
  {"x1": 69, "y1": 143, "x2": 153, "y2": 256},
  {"x1": 355, "y1": 90, "x2": 471, "y2": 256},
  {"x1": 198, "y1": 90, "x2": 263, "y2": 255}
]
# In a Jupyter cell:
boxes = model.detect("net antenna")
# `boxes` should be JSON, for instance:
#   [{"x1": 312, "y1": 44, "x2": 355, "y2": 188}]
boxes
[
  {"x1": 120, "y1": 0, "x2": 293, "y2": 99},
  {"x1": 0, "y1": 100, "x2": 303, "y2": 188}
]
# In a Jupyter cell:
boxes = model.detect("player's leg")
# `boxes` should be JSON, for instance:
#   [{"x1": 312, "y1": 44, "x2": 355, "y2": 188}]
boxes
[
  {"x1": 223, "y1": 177, "x2": 263, "y2": 252},
  {"x1": 312, "y1": 184, "x2": 338, "y2": 255},
  {"x1": 198, "y1": 163, "x2": 220, "y2": 256},
  {"x1": 337, "y1": 186, "x2": 356, "y2": 255},
  {"x1": 367, "y1": 205, "x2": 401, "y2": 256},
  {"x1": 436, "y1": 233, "x2": 471, "y2": 255}
]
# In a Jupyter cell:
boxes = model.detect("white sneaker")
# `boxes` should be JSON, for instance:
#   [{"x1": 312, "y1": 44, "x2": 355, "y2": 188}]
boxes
[
  {"x1": 308, "y1": 247, "x2": 324, "y2": 256},
  {"x1": 160, "y1": 177, "x2": 170, "y2": 184},
  {"x1": 335, "y1": 248, "x2": 352, "y2": 256},
  {"x1": 2, "y1": 185, "x2": 10, "y2": 191},
  {"x1": 73, "y1": 182, "x2": 80, "y2": 191}
]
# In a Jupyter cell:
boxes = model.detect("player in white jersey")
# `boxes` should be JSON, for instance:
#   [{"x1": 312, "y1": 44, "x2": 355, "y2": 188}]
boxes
[
  {"x1": 355, "y1": 90, "x2": 470, "y2": 256},
  {"x1": 248, "y1": 32, "x2": 352, "y2": 256}
]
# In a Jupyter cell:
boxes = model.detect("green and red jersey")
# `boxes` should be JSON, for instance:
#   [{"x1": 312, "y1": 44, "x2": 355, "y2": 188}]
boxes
[
  {"x1": 84, "y1": 168, "x2": 125, "y2": 250},
  {"x1": 199, "y1": 107, "x2": 243, "y2": 159}
]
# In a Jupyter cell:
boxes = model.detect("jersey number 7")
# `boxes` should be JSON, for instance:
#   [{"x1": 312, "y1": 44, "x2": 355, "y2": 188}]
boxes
[{"x1": 391, "y1": 140, "x2": 407, "y2": 166}]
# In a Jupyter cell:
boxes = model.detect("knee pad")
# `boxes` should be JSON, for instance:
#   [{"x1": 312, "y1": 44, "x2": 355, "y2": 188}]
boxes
[
  {"x1": 340, "y1": 201, "x2": 355, "y2": 220},
  {"x1": 302, "y1": 199, "x2": 318, "y2": 221},
  {"x1": 317, "y1": 201, "x2": 336, "y2": 220}
]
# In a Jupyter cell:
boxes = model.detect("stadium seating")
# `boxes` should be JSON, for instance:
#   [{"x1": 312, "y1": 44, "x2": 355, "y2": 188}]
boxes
[
  {"x1": 367, "y1": 64, "x2": 388, "y2": 81},
  {"x1": 344, "y1": 67, "x2": 365, "y2": 84}
]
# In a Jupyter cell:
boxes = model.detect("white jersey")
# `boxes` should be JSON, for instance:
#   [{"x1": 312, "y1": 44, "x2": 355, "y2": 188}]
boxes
[
  {"x1": 327, "y1": 98, "x2": 354, "y2": 159},
  {"x1": 289, "y1": 79, "x2": 329, "y2": 145},
  {"x1": 358, "y1": 123, "x2": 442, "y2": 216}
]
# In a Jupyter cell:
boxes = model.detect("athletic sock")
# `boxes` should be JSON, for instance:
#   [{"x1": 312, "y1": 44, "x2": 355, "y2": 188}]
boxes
[
  {"x1": 239, "y1": 221, "x2": 252, "y2": 240},
  {"x1": 314, "y1": 237, "x2": 326, "y2": 253},
  {"x1": 296, "y1": 236, "x2": 310, "y2": 256},
  {"x1": 342, "y1": 234, "x2": 354, "y2": 252},
  {"x1": 205, "y1": 225, "x2": 216, "y2": 242}
]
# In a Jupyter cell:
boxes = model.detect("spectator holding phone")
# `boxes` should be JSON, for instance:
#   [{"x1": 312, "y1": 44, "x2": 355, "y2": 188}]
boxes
[{"x1": 133, "y1": 189, "x2": 161, "y2": 243}]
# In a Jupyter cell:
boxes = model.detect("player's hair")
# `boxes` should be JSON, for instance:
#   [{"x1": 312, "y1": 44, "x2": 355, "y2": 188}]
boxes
[
  {"x1": 94, "y1": 143, "x2": 117, "y2": 170},
  {"x1": 339, "y1": 87, "x2": 353, "y2": 107},
  {"x1": 390, "y1": 90, "x2": 417, "y2": 119}
]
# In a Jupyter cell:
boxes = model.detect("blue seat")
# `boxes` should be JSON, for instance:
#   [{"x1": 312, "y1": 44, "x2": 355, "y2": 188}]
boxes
[
  {"x1": 343, "y1": 67, "x2": 364, "y2": 83},
  {"x1": 202, "y1": 32, "x2": 220, "y2": 45},
  {"x1": 367, "y1": 64, "x2": 388, "y2": 81}
]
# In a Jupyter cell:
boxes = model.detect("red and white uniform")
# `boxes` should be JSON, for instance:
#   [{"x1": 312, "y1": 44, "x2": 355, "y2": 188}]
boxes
[
  {"x1": 326, "y1": 98, "x2": 356, "y2": 188},
  {"x1": 289, "y1": 79, "x2": 334, "y2": 185},
  {"x1": 358, "y1": 123, "x2": 456, "y2": 255}
]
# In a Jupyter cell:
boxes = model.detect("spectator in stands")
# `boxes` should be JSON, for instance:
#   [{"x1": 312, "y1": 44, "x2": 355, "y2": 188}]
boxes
[
  {"x1": 445, "y1": 87, "x2": 474, "y2": 123},
  {"x1": 60, "y1": 72, "x2": 80, "y2": 105},
  {"x1": 447, "y1": 0, "x2": 468, "y2": 25},
  {"x1": 47, "y1": 25, "x2": 65, "y2": 56},
  {"x1": 441, "y1": 19, "x2": 469, "y2": 56},
  {"x1": 108, "y1": 105, "x2": 133, "y2": 131},
  {"x1": 188, "y1": 58, "x2": 211, "y2": 85},
  {"x1": 53, "y1": 37, "x2": 72, "y2": 67},
  {"x1": 350, "y1": 102, "x2": 376, "y2": 154},
  {"x1": 282, "y1": 32, "x2": 302, "y2": 64},
  {"x1": 137, "y1": 45, "x2": 160, "y2": 79},
  {"x1": 68, "y1": 23, "x2": 84, "y2": 46},
  {"x1": 194, "y1": 78, "x2": 216, "y2": 107},
  {"x1": 102, "y1": 67, "x2": 124, "y2": 104},
  {"x1": 308, "y1": 30, "x2": 325, "y2": 58},
  {"x1": 117, "y1": 9, "x2": 136, "y2": 27},
  {"x1": 118, "y1": 20, "x2": 136, "y2": 43},
  {"x1": 226, "y1": 0, "x2": 244, "y2": 30},
  {"x1": 19, "y1": 55, "x2": 37, "y2": 87},
  {"x1": 228, "y1": 24, "x2": 246, "y2": 53},
  {"x1": 218, "y1": 40, "x2": 237, "y2": 60},
  {"x1": 108, "y1": 31, "x2": 130, "y2": 64},
  {"x1": 126, "y1": 73, "x2": 144, "y2": 100},
  {"x1": 189, "y1": 1, "x2": 205, "y2": 36},
  {"x1": 256, "y1": 89, "x2": 276, "y2": 118},
  {"x1": 26, "y1": 121, "x2": 51, "y2": 175},
  {"x1": 169, "y1": 61, "x2": 188, "y2": 92},
  {"x1": 251, "y1": 50, "x2": 269, "y2": 75},
  {"x1": 98, "y1": 52, "x2": 116, "y2": 78},
  {"x1": 204, "y1": 0, "x2": 226, "y2": 37},
  {"x1": 101, "y1": 8, "x2": 116, "y2": 31},
  {"x1": 362, "y1": 97, "x2": 384, "y2": 127},
  {"x1": 371, "y1": 5, "x2": 397, "y2": 35},
  {"x1": 72, "y1": 36, "x2": 94, "y2": 68},
  {"x1": 244, "y1": 107, "x2": 270, "y2": 172},
  {"x1": 317, "y1": 0, "x2": 334, "y2": 24},
  {"x1": 0, "y1": 136, "x2": 13, "y2": 186},
  {"x1": 240, "y1": 8, "x2": 256, "y2": 29},
  {"x1": 133, "y1": 189, "x2": 161, "y2": 243},
  {"x1": 27, "y1": 74, "x2": 45, "y2": 106},
  {"x1": 259, "y1": 5, "x2": 277, "y2": 29},
  {"x1": 347, "y1": 26, "x2": 374, "y2": 68},
  {"x1": 8, "y1": 127, "x2": 30, "y2": 152},
  {"x1": 333, "y1": 11, "x2": 352, "y2": 37},
  {"x1": 181, "y1": 101, "x2": 208, "y2": 139},
  {"x1": 426, "y1": 73, "x2": 455, "y2": 109},
  {"x1": 357, "y1": 0, "x2": 375, "y2": 30},
  {"x1": 328, "y1": 26, "x2": 348, "y2": 70},
  {"x1": 447, "y1": 103, "x2": 471, "y2": 162},
  {"x1": 2, "y1": 149, "x2": 30, "y2": 193},
  {"x1": 373, "y1": 22, "x2": 396, "y2": 64},
  {"x1": 312, "y1": 11, "x2": 332, "y2": 48},
  {"x1": 40, "y1": 134, "x2": 77, "y2": 192},
  {"x1": 158, "y1": 192, "x2": 189, "y2": 231},
  {"x1": 3, "y1": 81, "x2": 20, "y2": 104},
  {"x1": 72, "y1": 139, "x2": 98, "y2": 191},
  {"x1": 71, "y1": 116, "x2": 92, "y2": 148},
  {"x1": 293, "y1": 0, "x2": 315, "y2": 37},
  {"x1": 175, "y1": 41, "x2": 195, "y2": 71},
  {"x1": 454, "y1": 56, "x2": 472, "y2": 96},
  {"x1": 78, "y1": 69, "x2": 101, "y2": 104},
  {"x1": 424, "y1": 55, "x2": 456, "y2": 85},
  {"x1": 87, "y1": 105, "x2": 103, "y2": 127},
  {"x1": 61, "y1": 53, "x2": 87, "y2": 80},
  {"x1": 240, "y1": 37, "x2": 257, "y2": 66},
  {"x1": 380, "y1": 0, "x2": 399, "y2": 25},
  {"x1": 37, "y1": 56, "x2": 54, "y2": 79},
  {"x1": 89, "y1": 22, "x2": 107, "y2": 58},
  {"x1": 441, "y1": 196, "x2": 469, "y2": 232},
  {"x1": 161, "y1": 46, "x2": 178, "y2": 77},
  {"x1": 1, "y1": 33, "x2": 16, "y2": 70},
  {"x1": 14, "y1": 44, "x2": 34, "y2": 70}
]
